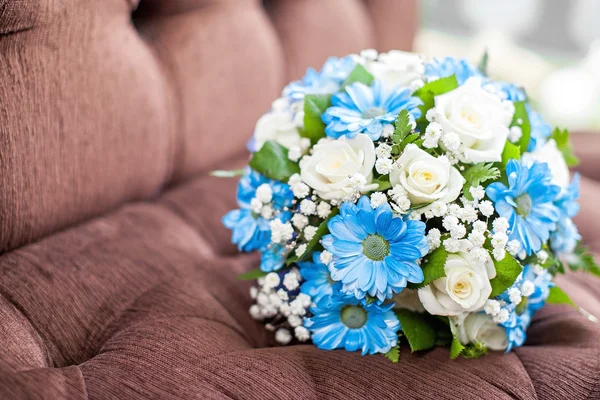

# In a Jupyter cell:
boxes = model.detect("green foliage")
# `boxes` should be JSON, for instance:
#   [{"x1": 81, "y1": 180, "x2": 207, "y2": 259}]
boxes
[
  {"x1": 396, "y1": 309, "x2": 437, "y2": 352},
  {"x1": 490, "y1": 253, "x2": 523, "y2": 297},
  {"x1": 249, "y1": 140, "x2": 300, "y2": 182},
  {"x1": 302, "y1": 94, "x2": 332, "y2": 144},
  {"x1": 341, "y1": 64, "x2": 374, "y2": 88},
  {"x1": 237, "y1": 268, "x2": 268, "y2": 280},
  {"x1": 546, "y1": 286, "x2": 576, "y2": 308},
  {"x1": 551, "y1": 128, "x2": 579, "y2": 167},
  {"x1": 286, "y1": 208, "x2": 339, "y2": 265},
  {"x1": 478, "y1": 49, "x2": 489, "y2": 76},
  {"x1": 450, "y1": 337, "x2": 465, "y2": 359},
  {"x1": 501, "y1": 142, "x2": 521, "y2": 168},
  {"x1": 413, "y1": 75, "x2": 459, "y2": 131},
  {"x1": 461, "y1": 342, "x2": 488, "y2": 359},
  {"x1": 462, "y1": 163, "x2": 500, "y2": 200},
  {"x1": 407, "y1": 245, "x2": 448, "y2": 289},
  {"x1": 210, "y1": 169, "x2": 246, "y2": 178},
  {"x1": 384, "y1": 345, "x2": 400, "y2": 363},
  {"x1": 390, "y1": 110, "x2": 418, "y2": 154},
  {"x1": 510, "y1": 101, "x2": 531, "y2": 154},
  {"x1": 566, "y1": 244, "x2": 600, "y2": 277}
]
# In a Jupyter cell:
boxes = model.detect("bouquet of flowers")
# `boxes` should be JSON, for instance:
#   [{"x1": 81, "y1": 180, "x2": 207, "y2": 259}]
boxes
[{"x1": 218, "y1": 50, "x2": 598, "y2": 360}]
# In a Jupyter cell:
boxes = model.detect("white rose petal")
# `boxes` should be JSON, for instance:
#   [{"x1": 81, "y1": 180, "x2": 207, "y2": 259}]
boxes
[
  {"x1": 455, "y1": 313, "x2": 508, "y2": 351},
  {"x1": 301, "y1": 134, "x2": 377, "y2": 201},
  {"x1": 419, "y1": 240, "x2": 496, "y2": 316},
  {"x1": 254, "y1": 99, "x2": 303, "y2": 150},
  {"x1": 523, "y1": 139, "x2": 570, "y2": 188},
  {"x1": 390, "y1": 145, "x2": 464, "y2": 206},
  {"x1": 435, "y1": 78, "x2": 514, "y2": 163}
]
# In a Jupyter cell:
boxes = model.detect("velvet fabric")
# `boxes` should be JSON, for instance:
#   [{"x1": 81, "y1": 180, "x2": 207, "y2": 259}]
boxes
[{"x1": 1, "y1": 0, "x2": 600, "y2": 398}]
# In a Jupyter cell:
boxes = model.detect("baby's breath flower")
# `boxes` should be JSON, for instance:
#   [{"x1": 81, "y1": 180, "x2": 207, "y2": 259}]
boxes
[
  {"x1": 270, "y1": 220, "x2": 294, "y2": 243},
  {"x1": 288, "y1": 314, "x2": 303, "y2": 328},
  {"x1": 283, "y1": 271, "x2": 300, "y2": 291},
  {"x1": 264, "y1": 272, "x2": 281, "y2": 289},
  {"x1": 537, "y1": 250, "x2": 549, "y2": 264},
  {"x1": 442, "y1": 132, "x2": 461, "y2": 152},
  {"x1": 300, "y1": 199, "x2": 316, "y2": 215},
  {"x1": 508, "y1": 287, "x2": 522, "y2": 304},
  {"x1": 260, "y1": 205, "x2": 274, "y2": 220},
  {"x1": 493, "y1": 248, "x2": 506, "y2": 261},
  {"x1": 508, "y1": 126, "x2": 522, "y2": 143},
  {"x1": 292, "y1": 213, "x2": 309, "y2": 230},
  {"x1": 470, "y1": 247, "x2": 489, "y2": 264},
  {"x1": 506, "y1": 240, "x2": 521, "y2": 256},
  {"x1": 275, "y1": 328, "x2": 292, "y2": 345},
  {"x1": 430, "y1": 200, "x2": 448, "y2": 217},
  {"x1": 469, "y1": 185, "x2": 485, "y2": 201},
  {"x1": 375, "y1": 143, "x2": 392, "y2": 159},
  {"x1": 381, "y1": 124, "x2": 394, "y2": 138},
  {"x1": 484, "y1": 299, "x2": 501, "y2": 316},
  {"x1": 443, "y1": 215, "x2": 459, "y2": 231},
  {"x1": 250, "y1": 198, "x2": 263, "y2": 214},
  {"x1": 493, "y1": 308, "x2": 510, "y2": 324},
  {"x1": 478, "y1": 200, "x2": 495, "y2": 217},
  {"x1": 316, "y1": 201, "x2": 332, "y2": 218},
  {"x1": 493, "y1": 217, "x2": 510, "y2": 233},
  {"x1": 427, "y1": 228, "x2": 441, "y2": 250},
  {"x1": 375, "y1": 158, "x2": 394, "y2": 175},
  {"x1": 249, "y1": 304, "x2": 263, "y2": 320},
  {"x1": 294, "y1": 244, "x2": 307, "y2": 259},
  {"x1": 370, "y1": 192, "x2": 388, "y2": 209},
  {"x1": 520, "y1": 281, "x2": 535, "y2": 297},
  {"x1": 492, "y1": 232, "x2": 509, "y2": 249},
  {"x1": 292, "y1": 182, "x2": 310, "y2": 199},
  {"x1": 288, "y1": 146, "x2": 302, "y2": 162},
  {"x1": 319, "y1": 250, "x2": 333, "y2": 265},
  {"x1": 426, "y1": 108, "x2": 438, "y2": 122},
  {"x1": 303, "y1": 225, "x2": 318, "y2": 241},
  {"x1": 277, "y1": 288, "x2": 289, "y2": 301},
  {"x1": 444, "y1": 238, "x2": 461, "y2": 253},
  {"x1": 472, "y1": 220, "x2": 487, "y2": 233},
  {"x1": 256, "y1": 184, "x2": 274, "y2": 203},
  {"x1": 294, "y1": 326, "x2": 310, "y2": 342},
  {"x1": 450, "y1": 224, "x2": 466, "y2": 239}
]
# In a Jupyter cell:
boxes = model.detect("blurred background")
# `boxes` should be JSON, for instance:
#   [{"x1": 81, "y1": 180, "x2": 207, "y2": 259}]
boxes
[{"x1": 417, "y1": 0, "x2": 600, "y2": 132}]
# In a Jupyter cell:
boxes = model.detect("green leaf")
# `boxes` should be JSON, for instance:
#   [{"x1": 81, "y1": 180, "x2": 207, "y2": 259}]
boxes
[
  {"x1": 391, "y1": 110, "x2": 412, "y2": 145},
  {"x1": 236, "y1": 268, "x2": 268, "y2": 280},
  {"x1": 303, "y1": 94, "x2": 332, "y2": 144},
  {"x1": 546, "y1": 286, "x2": 576, "y2": 308},
  {"x1": 249, "y1": 141, "x2": 300, "y2": 182},
  {"x1": 285, "y1": 208, "x2": 340, "y2": 265},
  {"x1": 413, "y1": 75, "x2": 459, "y2": 130},
  {"x1": 510, "y1": 101, "x2": 531, "y2": 154},
  {"x1": 478, "y1": 49, "x2": 489, "y2": 76},
  {"x1": 407, "y1": 245, "x2": 448, "y2": 289},
  {"x1": 566, "y1": 244, "x2": 600, "y2": 277},
  {"x1": 501, "y1": 142, "x2": 521, "y2": 168},
  {"x1": 396, "y1": 309, "x2": 437, "y2": 352},
  {"x1": 341, "y1": 64, "x2": 374, "y2": 88},
  {"x1": 450, "y1": 337, "x2": 465, "y2": 360},
  {"x1": 462, "y1": 163, "x2": 500, "y2": 200},
  {"x1": 551, "y1": 127, "x2": 579, "y2": 167},
  {"x1": 210, "y1": 169, "x2": 245, "y2": 178},
  {"x1": 384, "y1": 345, "x2": 400, "y2": 363},
  {"x1": 490, "y1": 253, "x2": 523, "y2": 297}
]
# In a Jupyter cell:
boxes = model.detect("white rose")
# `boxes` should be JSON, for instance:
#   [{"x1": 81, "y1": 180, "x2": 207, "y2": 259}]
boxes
[
  {"x1": 523, "y1": 139, "x2": 570, "y2": 188},
  {"x1": 392, "y1": 289, "x2": 426, "y2": 313},
  {"x1": 253, "y1": 98, "x2": 303, "y2": 150},
  {"x1": 418, "y1": 240, "x2": 496, "y2": 316},
  {"x1": 363, "y1": 50, "x2": 425, "y2": 88},
  {"x1": 390, "y1": 144, "x2": 464, "y2": 205},
  {"x1": 454, "y1": 313, "x2": 508, "y2": 351},
  {"x1": 435, "y1": 78, "x2": 513, "y2": 163},
  {"x1": 301, "y1": 134, "x2": 377, "y2": 201}
]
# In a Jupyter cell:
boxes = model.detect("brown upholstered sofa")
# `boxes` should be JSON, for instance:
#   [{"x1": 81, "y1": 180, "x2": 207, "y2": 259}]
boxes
[{"x1": 1, "y1": 1, "x2": 600, "y2": 398}]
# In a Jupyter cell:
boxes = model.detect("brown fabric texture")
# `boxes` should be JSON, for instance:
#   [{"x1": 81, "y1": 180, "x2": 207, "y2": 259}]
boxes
[{"x1": 2, "y1": 0, "x2": 600, "y2": 399}]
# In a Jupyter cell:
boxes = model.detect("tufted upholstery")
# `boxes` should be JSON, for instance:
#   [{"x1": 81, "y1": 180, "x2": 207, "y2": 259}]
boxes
[{"x1": 1, "y1": 0, "x2": 600, "y2": 399}]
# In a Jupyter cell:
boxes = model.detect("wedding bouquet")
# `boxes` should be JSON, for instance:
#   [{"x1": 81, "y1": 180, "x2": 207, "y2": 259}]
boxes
[{"x1": 218, "y1": 50, "x2": 598, "y2": 360}]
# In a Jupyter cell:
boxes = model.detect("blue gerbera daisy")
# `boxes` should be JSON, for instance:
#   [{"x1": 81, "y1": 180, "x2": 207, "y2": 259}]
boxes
[
  {"x1": 498, "y1": 264, "x2": 553, "y2": 352},
  {"x1": 304, "y1": 294, "x2": 400, "y2": 355},
  {"x1": 321, "y1": 196, "x2": 428, "y2": 302},
  {"x1": 321, "y1": 81, "x2": 422, "y2": 141},
  {"x1": 486, "y1": 160, "x2": 561, "y2": 256},
  {"x1": 527, "y1": 108, "x2": 553, "y2": 151},
  {"x1": 551, "y1": 173, "x2": 581, "y2": 254},
  {"x1": 298, "y1": 252, "x2": 339, "y2": 305},
  {"x1": 222, "y1": 170, "x2": 293, "y2": 253},
  {"x1": 424, "y1": 57, "x2": 483, "y2": 85},
  {"x1": 283, "y1": 56, "x2": 357, "y2": 101}
]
